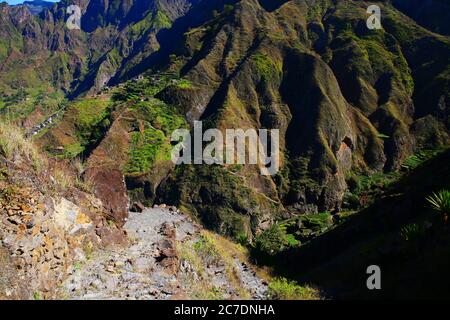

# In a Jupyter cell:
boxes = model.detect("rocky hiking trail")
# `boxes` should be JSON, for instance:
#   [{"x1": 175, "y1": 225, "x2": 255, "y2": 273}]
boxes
[{"x1": 62, "y1": 207, "x2": 268, "y2": 300}]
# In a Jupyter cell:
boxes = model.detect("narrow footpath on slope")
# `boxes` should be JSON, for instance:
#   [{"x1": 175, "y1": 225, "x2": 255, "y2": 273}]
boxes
[{"x1": 62, "y1": 207, "x2": 268, "y2": 300}]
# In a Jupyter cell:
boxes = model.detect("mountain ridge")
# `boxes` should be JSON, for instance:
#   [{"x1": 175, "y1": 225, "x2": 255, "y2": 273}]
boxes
[
  {"x1": 19, "y1": 1, "x2": 55, "y2": 15},
  {"x1": 1, "y1": 0, "x2": 450, "y2": 300},
  {"x1": 1, "y1": 0, "x2": 449, "y2": 244}
]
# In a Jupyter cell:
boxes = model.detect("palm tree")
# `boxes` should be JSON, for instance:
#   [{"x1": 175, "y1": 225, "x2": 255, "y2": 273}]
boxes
[{"x1": 426, "y1": 190, "x2": 450, "y2": 225}]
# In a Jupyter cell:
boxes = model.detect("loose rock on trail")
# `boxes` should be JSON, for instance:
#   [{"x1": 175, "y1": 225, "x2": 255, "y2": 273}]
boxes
[{"x1": 62, "y1": 207, "x2": 268, "y2": 300}]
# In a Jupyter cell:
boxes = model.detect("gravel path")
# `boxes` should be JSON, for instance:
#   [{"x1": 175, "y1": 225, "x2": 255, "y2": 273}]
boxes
[{"x1": 62, "y1": 208, "x2": 267, "y2": 300}]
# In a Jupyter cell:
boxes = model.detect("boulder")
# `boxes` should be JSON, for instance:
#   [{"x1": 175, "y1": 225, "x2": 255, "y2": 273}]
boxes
[
  {"x1": 85, "y1": 168, "x2": 129, "y2": 226},
  {"x1": 53, "y1": 198, "x2": 93, "y2": 235},
  {"x1": 96, "y1": 226, "x2": 128, "y2": 248},
  {"x1": 130, "y1": 202, "x2": 145, "y2": 213},
  {"x1": 156, "y1": 223, "x2": 179, "y2": 275}
]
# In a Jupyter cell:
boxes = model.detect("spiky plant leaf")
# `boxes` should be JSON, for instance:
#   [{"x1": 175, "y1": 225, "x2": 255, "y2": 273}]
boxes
[{"x1": 426, "y1": 190, "x2": 450, "y2": 215}]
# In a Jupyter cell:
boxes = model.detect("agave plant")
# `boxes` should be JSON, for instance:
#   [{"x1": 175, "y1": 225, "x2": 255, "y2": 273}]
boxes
[
  {"x1": 426, "y1": 190, "x2": 450, "y2": 224},
  {"x1": 400, "y1": 223, "x2": 424, "y2": 241}
]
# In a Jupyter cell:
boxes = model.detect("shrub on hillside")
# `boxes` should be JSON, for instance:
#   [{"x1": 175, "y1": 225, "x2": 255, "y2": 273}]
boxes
[
  {"x1": 400, "y1": 223, "x2": 426, "y2": 241},
  {"x1": 426, "y1": 190, "x2": 450, "y2": 224},
  {"x1": 267, "y1": 277, "x2": 320, "y2": 300},
  {"x1": 253, "y1": 224, "x2": 297, "y2": 257},
  {"x1": 193, "y1": 234, "x2": 221, "y2": 265}
]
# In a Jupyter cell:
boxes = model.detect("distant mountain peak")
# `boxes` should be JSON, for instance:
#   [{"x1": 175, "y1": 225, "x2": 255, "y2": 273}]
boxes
[{"x1": 13, "y1": 0, "x2": 55, "y2": 15}]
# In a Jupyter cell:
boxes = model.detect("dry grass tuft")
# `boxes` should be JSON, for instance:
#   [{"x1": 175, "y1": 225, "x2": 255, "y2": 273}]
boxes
[
  {"x1": 52, "y1": 168, "x2": 74, "y2": 190},
  {"x1": 70, "y1": 157, "x2": 95, "y2": 193},
  {"x1": 0, "y1": 121, "x2": 44, "y2": 171}
]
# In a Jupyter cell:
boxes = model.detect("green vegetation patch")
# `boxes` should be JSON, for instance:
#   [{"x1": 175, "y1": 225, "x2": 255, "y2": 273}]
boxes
[
  {"x1": 193, "y1": 234, "x2": 222, "y2": 265},
  {"x1": 252, "y1": 212, "x2": 333, "y2": 259},
  {"x1": 124, "y1": 126, "x2": 168, "y2": 175},
  {"x1": 348, "y1": 172, "x2": 400, "y2": 196},
  {"x1": 0, "y1": 88, "x2": 65, "y2": 122},
  {"x1": 400, "y1": 223, "x2": 427, "y2": 242},
  {"x1": 116, "y1": 76, "x2": 187, "y2": 176},
  {"x1": 177, "y1": 79, "x2": 192, "y2": 89},
  {"x1": 52, "y1": 98, "x2": 112, "y2": 159},
  {"x1": 153, "y1": 10, "x2": 172, "y2": 29},
  {"x1": 254, "y1": 224, "x2": 299, "y2": 256},
  {"x1": 62, "y1": 143, "x2": 85, "y2": 159},
  {"x1": 113, "y1": 75, "x2": 180, "y2": 101},
  {"x1": 268, "y1": 277, "x2": 320, "y2": 300},
  {"x1": 128, "y1": 10, "x2": 172, "y2": 40},
  {"x1": 402, "y1": 149, "x2": 446, "y2": 171},
  {"x1": 251, "y1": 53, "x2": 282, "y2": 81},
  {"x1": 72, "y1": 98, "x2": 111, "y2": 133},
  {"x1": 130, "y1": 99, "x2": 186, "y2": 135}
]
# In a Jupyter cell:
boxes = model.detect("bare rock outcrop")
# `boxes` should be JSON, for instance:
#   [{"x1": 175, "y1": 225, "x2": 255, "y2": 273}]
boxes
[
  {"x1": 0, "y1": 184, "x2": 103, "y2": 299},
  {"x1": 85, "y1": 168, "x2": 129, "y2": 226}
]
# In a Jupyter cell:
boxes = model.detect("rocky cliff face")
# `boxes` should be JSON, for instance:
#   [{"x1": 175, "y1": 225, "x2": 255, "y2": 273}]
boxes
[
  {"x1": 1, "y1": 0, "x2": 449, "y2": 241},
  {"x1": 0, "y1": 122, "x2": 127, "y2": 299},
  {"x1": 155, "y1": 0, "x2": 450, "y2": 236}
]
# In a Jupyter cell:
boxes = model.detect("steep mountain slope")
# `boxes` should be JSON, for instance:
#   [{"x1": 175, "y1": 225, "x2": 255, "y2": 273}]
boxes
[
  {"x1": 1, "y1": 0, "x2": 449, "y2": 242},
  {"x1": 0, "y1": 0, "x2": 198, "y2": 122},
  {"x1": 155, "y1": 0, "x2": 450, "y2": 237},
  {"x1": 1, "y1": 0, "x2": 450, "y2": 300},
  {"x1": 269, "y1": 148, "x2": 450, "y2": 299}
]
